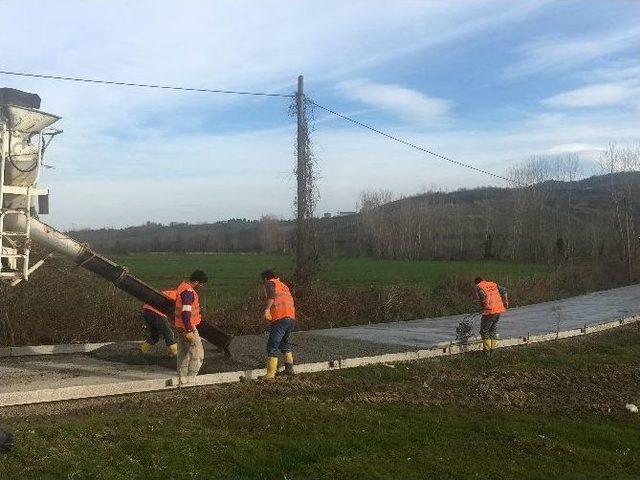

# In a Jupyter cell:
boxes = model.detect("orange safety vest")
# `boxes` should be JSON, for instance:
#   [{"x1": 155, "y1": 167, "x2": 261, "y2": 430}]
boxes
[
  {"x1": 477, "y1": 280, "x2": 506, "y2": 315},
  {"x1": 174, "y1": 281, "x2": 202, "y2": 329},
  {"x1": 143, "y1": 290, "x2": 177, "y2": 317},
  {"x1": 267, "y1": 278, "x2": 295, "y2": 323}
]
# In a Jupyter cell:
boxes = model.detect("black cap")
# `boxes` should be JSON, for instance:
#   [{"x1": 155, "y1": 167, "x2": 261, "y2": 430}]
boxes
[
  {"x1": 261, "y1": 270, "x2": 276, "y2": 280},
  {"x1": 190, "y1": 270, "x2": 208, "y2": 283}
]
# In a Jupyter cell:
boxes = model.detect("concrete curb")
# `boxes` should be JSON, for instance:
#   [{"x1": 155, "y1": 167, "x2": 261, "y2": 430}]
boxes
[
  {"x1": 1, "y1": 315, "x2": 638, "y2": 407},
  {"x1": 0, "y1": 378, "x2": 173, "y2": 405},
  {"x1": 0, "y1": 342, "x2": 118, "y2": 358}
]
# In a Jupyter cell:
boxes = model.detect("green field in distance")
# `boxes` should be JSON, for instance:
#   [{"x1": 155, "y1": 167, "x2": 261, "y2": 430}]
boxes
[{"x1": 109, "y1": 253, "x2": 550, "y2": 307}]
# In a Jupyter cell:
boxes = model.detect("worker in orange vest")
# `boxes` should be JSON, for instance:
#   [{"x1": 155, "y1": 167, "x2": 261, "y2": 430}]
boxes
[
  {"x1": 261, "y1": 270, "x2": 296, "y2": 380},
  {"x1": 474, "y1": 276, "x2": 509, "y2": 353},
  {"x1": 139, "y1": 290, "x2": 178, "y2": 357},
  {"x1": 174, "y1": 270, "x2": 208, "y2": 384}
]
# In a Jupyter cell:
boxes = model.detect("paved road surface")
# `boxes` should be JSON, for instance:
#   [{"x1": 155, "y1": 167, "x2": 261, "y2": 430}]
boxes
[
  {"x1": 315, "y1": 284, "x2": 640, "y2": 347},
  {"x1": 1, "y1": 285, "x2": 638, "y2": 394}
]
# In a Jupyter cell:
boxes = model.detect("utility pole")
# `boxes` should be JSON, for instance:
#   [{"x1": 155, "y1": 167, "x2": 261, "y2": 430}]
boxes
[
  {"x1": 294, "y1": 74, "x2": 317, "y2": 287},
  {"x1": 296, "y1": 74, "x2": 306, "y2": 271}
]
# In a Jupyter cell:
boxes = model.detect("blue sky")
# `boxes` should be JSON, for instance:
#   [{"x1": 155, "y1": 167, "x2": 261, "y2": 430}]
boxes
[{"x1": 1, "y1": 0, "x2": 638, "y2": 228}]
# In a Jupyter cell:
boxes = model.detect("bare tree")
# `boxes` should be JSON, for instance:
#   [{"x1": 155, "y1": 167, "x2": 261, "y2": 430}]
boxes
[
  {"x1": 507, "y1": 154, "x2": 587, "y2": 263},
  {"x1": 600, "y1": 142, "x2": 640, "y2": 282},
  {"x1": 259, "y1": 214, "x2": 285, "y2": 253},
  {"x1": 357, "y1": 189, "x2": 394, "y2": 257}
]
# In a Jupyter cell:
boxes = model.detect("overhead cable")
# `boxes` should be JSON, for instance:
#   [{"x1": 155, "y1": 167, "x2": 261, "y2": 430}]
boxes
[
  {"x1": 309, "y1": 99, "x2": 515, "y2": 184},
  {"x1": 0, "y1": 70, "x2": 294, "y2": 98},
  {"x1": 1, "y1": 69, "x2": 514, "y2": 184}
]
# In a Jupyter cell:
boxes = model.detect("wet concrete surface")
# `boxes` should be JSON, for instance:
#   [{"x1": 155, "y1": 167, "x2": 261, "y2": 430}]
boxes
[
  {"x1": 315, "y1": 284, "x2": 640, "y2": 347},
  {"x1": 1, "y1": 284, "x2": 638, "y2": 394},
  {"x1": 1, "y1": 352, "x2": 170, "y2": 392},
  {"x1": 0, "y1": 333, "x2": 411, "y2": 393},
  {"x1": 90, "y1": 332, "x2": 412, "y2": 374}
]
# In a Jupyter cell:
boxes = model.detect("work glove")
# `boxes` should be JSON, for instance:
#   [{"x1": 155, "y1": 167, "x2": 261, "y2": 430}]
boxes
[
  {"x1": 264, "y1": 309, "x2": 273, "y2": 321},
  {"x1": 184, "y1": 331, "x2": 196, "y2": 343}
]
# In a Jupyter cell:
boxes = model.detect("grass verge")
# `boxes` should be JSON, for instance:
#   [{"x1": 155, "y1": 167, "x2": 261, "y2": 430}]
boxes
[{"x1": 1, "y1": 325, "x2": 638, "y2": 479}]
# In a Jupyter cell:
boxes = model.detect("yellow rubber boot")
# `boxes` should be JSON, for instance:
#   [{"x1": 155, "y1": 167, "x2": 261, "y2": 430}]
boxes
[
  {"x1": 491, "y1": 339, "x2": 499, "y2": 350},
  {"x1": 166, "y1": 344, "x2": 178, "y2": 357},
  {"x1": 139, "y1": 341, "x2": 153, "y2": 354},
  {"x1": 482, "y1": 338, "x2": 491, "y2": 352},
  {"x1": 283, "y1": 352, "x2": 295, "y2": 376},
  {"x1": 261, "y1": 357, "x2": 278, "y2": 380}
]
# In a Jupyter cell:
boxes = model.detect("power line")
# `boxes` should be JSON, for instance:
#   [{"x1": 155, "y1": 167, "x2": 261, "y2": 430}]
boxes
[
  {"x1": 309, "y1": 99, "x2": 515, "y2": 184},
  {"x1": 1, "y1": 69, "x2": 513, "y2": 183},
  {"x1": 0, "y1": 70, "x2": 295, "y2": 98}
]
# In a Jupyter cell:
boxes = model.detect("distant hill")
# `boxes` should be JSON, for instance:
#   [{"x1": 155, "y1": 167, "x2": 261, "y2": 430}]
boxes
[{"x1": 69, "y1": 172, "x2": 639, "y2": 264}]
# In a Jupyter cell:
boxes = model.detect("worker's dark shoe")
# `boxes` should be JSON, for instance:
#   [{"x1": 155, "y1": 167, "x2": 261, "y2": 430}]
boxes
[
  {"x1": 281, "y1": 352, "x2": 295, "y2": 376},
  {"x1": 0, "y1": 428, "x2": 14, "y2": 454}
]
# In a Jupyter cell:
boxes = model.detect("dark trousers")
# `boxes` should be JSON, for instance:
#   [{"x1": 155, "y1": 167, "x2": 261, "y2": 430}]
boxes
[
  {"x1": 143, "y1": 310, "x2": 176, "y2": 346},
  {"x1": 480, "y1": 314, "x2": 500, "y2": 339},
  {"x1": 267, "y1": 317, "x2": 294, "y2": 356}
]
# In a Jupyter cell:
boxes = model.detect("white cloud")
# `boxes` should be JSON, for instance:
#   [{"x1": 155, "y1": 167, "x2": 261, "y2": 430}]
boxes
[
  {"x1": 43, "y1": 107, "x2": 639, "y2": 228},
  {"x1": 586, "y1": 60, "x2": 640, "y2": 83},
  {"x1": 504, "y1": 26, "x2": 640, "y2": 79},
  {"x1": 542, "y1": 81, "x2": 639, "y2": 108},
  {"x1": 546, "y1": 143, "x2": 605, "y2": 165},
  {"x1": 338, "y1": 80, "x2": 451, "y2": 124},
  {"x1": 547, "y1": 143, "x2": 602, "y2": 154}
]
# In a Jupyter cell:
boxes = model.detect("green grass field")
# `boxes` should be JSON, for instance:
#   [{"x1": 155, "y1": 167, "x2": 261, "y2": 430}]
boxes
[
  {"x1": 110, "y1": 253, "x2": 550, "y2": 306},
  {"x1": 2, "y1": 325, "x2": 638, "y2": 479}
]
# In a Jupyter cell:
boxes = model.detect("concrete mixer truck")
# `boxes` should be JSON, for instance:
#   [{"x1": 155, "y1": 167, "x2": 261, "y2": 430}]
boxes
[{"x1": 0, "y1": 88, "x2": 232, "y2": 352}]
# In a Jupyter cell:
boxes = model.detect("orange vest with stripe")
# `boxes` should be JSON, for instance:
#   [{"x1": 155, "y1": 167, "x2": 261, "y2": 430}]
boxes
[
  {"x1": 143, "y1": 290, "x2": 177, "y2": 317},
  {"x1": 477, "y1": 280, "x2": 506, "y2": 315},
  {"x1": 268, "y1": 278, "x2": 295, "y2": 323},
  {"x1": 174, "y1": 281, "x2": 202, "y2": 329}
]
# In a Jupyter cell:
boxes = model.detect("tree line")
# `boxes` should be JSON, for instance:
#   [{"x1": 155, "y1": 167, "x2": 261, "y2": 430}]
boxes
[{"x1": 70, "y1": 145, "x2": 639, "y2": 279}]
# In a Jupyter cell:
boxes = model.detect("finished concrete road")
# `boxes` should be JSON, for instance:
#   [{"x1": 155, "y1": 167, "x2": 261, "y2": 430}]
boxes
[
  {"x1": 315, "y1": 284, "x2": 640, "y2": 347},
  {"x1": 1, "y1": 284, "x2": 639, "y2": 394}
]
